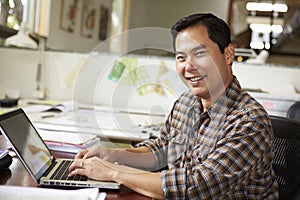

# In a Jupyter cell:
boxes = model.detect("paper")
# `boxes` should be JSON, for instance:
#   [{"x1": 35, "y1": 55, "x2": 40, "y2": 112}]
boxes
[
  {"x1": 34, "y1": 122, "x2": 150, "y2": 141},
  {"x1": 159, "y1": 70, "x2": 188, "y2": 100},
  {"x1": 31, "y1": 108, "x2": 162, "y2": 141},
  {"x1": 38, "y1": 130, "x2": 97, "y2": 145},
  {"x1": 30, "y1": 106, "x2": 165, "y2": 141},
  {"x1": 263, "y1": 84, "x2": 297, "y2": 95},
  {"x1": 0, "y1": 186, "x2": 104, "y2": 200}
]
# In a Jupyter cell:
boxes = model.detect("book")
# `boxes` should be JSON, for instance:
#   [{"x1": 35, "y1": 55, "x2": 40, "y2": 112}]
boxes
[
  {"x1": 24, "y1": 100, "x2": 78, "y2": 114},
  {"x1": 38, "y1": 130, "x2": 100, "y2": 153},
  {"x1": 43, "y1": 101, "x2": 77, "y2": 113}
]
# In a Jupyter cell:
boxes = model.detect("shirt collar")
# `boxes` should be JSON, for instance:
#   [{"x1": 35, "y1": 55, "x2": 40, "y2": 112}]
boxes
[
  {"x1": 207, "y1": 76, "x2": 241, "y2": 120},
  {"x1": 186, "y1": 76, "x2": 242, "y2": 120}
]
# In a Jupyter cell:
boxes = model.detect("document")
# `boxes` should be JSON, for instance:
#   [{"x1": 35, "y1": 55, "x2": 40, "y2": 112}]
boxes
[{"x1": 0, "y1": 186, "x2": 104, "y2": 200}]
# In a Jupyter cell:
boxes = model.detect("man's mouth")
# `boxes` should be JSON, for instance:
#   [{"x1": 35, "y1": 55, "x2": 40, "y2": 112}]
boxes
[{"x1": 187, "y1": 76, "x2": 207, "y2": 82}]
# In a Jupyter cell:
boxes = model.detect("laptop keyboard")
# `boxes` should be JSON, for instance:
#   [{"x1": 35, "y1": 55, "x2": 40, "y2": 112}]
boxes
[{"x1": 50, "y1": 160, "x2": 88, "y2": 181}]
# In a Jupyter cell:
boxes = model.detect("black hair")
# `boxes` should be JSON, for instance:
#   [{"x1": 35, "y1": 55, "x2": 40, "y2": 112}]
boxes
[{"x1": 171, "y1": 13, "x2": 231, "y2": 53}]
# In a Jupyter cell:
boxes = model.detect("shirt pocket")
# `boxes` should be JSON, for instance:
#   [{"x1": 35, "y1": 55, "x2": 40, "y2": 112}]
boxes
[{"x1": 168, "y1": 129, "x2": 188, "y2": 164}]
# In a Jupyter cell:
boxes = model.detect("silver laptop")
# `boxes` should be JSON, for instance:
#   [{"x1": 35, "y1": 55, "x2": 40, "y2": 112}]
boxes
[{"x1": 0, "y1": 108, "x2": 120, "y2": 189}]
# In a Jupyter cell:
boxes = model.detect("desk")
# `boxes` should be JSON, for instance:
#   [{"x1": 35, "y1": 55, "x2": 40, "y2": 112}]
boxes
[
  {"x1": 8, "y1": 100, "x2": 164, "y2": 142},
  {"x1": 0, "y1": 135, "x2": 150, "y2": 200}
]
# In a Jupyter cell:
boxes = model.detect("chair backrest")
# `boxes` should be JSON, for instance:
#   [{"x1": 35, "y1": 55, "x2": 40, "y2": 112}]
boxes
[
  {"x1": 270, "y1": 115, "x2": 300, "y2": 200},
  {"x1": 287, "y1": 102, "x2": 300, "y2": 121}
]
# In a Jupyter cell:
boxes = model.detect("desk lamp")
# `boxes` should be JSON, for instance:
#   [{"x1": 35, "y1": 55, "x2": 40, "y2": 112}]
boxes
[
  {"x1": 4, "y1": 0, "x2": 37, "y2": 49},
  {"x1": 5, "y1": 22, "x2": 37, "y2": 49}
]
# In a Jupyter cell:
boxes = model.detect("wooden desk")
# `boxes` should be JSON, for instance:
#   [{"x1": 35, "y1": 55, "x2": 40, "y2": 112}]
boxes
[{"x1": 0, "y1": 136, "x2": 150, "y2": 200}]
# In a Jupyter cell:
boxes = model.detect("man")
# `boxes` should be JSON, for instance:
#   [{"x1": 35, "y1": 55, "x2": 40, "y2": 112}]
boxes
[{"x1": 69, "y1": 13, "x2": 279, "y2": 199}]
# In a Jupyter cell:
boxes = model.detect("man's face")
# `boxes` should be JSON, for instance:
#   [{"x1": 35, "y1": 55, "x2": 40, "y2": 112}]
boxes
[{"x1": 175, "y1": 25, "x2": 234, "y2": 100}]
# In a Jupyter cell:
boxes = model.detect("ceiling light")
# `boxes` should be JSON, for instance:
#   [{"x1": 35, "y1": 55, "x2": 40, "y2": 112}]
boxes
[
  {"x1": 250, "y1": 24, "x2": 272, "y2": 33},
  {"x1": 273, "y1": 3, "x2": 288, "y2": 12},
  {"x1": 250, "y1": 24, "x2": 283, "y2": 33},
  {"x1": 246, "y1": 2, "x2": 288, "y2": 12},
  {"x1": 271, "y1": 24, "x2": 283, "y2": 33},
  {"x1": 250, "y1": 41, "x2": 265, "y2": 49}
]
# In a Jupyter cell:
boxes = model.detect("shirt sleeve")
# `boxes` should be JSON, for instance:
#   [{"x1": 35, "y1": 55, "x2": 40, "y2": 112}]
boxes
[
  {"x1": 161, "y1": 115, "x2": 275, "y2": 199},
  {"x1": 135, "y1": 112, "x2": 173, "y2": 171}
]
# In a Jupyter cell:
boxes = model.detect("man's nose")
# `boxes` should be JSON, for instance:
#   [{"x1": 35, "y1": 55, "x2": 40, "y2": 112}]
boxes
[{"x1": 185, "y1": 57, "x2": 196, "y2": 70}]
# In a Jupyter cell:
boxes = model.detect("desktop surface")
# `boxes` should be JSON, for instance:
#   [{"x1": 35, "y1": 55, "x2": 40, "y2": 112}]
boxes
[{"x1": 0, "y1": 135, "x2": 150, "y2": 200}]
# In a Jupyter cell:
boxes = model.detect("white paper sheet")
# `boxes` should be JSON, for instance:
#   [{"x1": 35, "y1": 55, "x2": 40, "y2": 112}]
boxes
[{"x1": 0, "y1": 186, "x2": 105, "y2": 200}]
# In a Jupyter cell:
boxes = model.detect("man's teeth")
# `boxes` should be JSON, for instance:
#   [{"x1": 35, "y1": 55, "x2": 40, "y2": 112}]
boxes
[{"x1": 190, "y1": 76, "x2": 203, "y2": 81}]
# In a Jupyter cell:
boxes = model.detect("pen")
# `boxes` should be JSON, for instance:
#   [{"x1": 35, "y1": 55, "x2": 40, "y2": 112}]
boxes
[{"x1": 41, "y1": 114, "x2": 56, "y2": 119}]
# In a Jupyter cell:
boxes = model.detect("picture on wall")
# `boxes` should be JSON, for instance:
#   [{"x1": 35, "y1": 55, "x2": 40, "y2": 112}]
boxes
[
  {"x1": 80, "y1": 0, "x2": 96, "y2": 38},
  {"x1": 59, "y1": 0, "x2": 79, "y2": 33},
  {"x1": 99, "y1": 5, "x2": 110, "y2": 41}
]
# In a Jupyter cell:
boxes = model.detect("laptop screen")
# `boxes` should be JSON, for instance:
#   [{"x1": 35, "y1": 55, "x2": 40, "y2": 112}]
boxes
[{"x1": 0, "y1": 109, "x2": 53, "y2": 181}]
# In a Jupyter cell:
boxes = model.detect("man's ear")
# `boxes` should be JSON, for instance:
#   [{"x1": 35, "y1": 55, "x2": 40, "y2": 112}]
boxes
[{"x1": 224, "y1": 44, "x2": 235, "y2": 65}]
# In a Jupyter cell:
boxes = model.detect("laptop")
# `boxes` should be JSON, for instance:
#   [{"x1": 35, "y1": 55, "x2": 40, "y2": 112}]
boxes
[{"x1": 0, "y1": 108, "x2": 120, "y2": 189}]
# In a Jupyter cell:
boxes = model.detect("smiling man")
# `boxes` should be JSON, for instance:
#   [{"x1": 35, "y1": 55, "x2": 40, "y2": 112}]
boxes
[
  {"x1": 174, "y1": 21, "x2": 234, "y2": 111},
  {"x1": 69, "y1": 13, "x2": 279, "y2": 199}
]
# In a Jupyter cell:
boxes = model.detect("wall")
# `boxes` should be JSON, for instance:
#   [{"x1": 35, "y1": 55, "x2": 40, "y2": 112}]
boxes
[
  {"x1": 0, "y1": 47, "x2": 300, "y2": 116},
  {"x1": 127, "y1": 0, "x2": 230, "y2": 55},
  {"x1": 47, "y1": 0, "x2": 112, "y2": 52},
  {"x1": 0, "y1": 48, "x2": 186, "y2": 114},
  {"x1": 0, "y1": 47, "x2": 85, "y2": 101},
  {"x1": 129, "y1": 0, "x2": 230, "y2": 29},
  {"x1": 232, "y1": 62, "x2": 300, "y2": 93},
  {"x1": 42, "y1": 0, "x2": 230, "y2": 53},
  {"x1": 232, "y1": 62, "x2": 300, "y2": 116}
]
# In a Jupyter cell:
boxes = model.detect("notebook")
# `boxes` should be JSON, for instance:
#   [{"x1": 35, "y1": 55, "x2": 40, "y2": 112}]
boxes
[{"x1": 0, "y1": 108, "x2": 120, "y2": 189}]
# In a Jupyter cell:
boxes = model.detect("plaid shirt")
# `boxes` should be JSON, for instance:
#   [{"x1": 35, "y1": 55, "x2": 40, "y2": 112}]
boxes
[{"x1": 137, "y1": 77, "x2": 279, "y2": 199}]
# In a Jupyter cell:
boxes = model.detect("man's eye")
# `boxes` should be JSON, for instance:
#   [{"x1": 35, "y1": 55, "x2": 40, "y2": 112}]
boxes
[
  {"x1": 195, "y1": 51, "x2": 205, "y2": 56},
  {"x1": 176, "y1": 55, "x2": 185, "y2": 61}
]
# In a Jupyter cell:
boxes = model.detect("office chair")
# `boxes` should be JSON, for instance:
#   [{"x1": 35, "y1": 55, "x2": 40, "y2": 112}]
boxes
[
  {"x1": 287, "y1": 102, "x2": 300, "y2": 121},
  {"x1": 270, "y1": 115, "x2": 300, "y2": 200}
]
